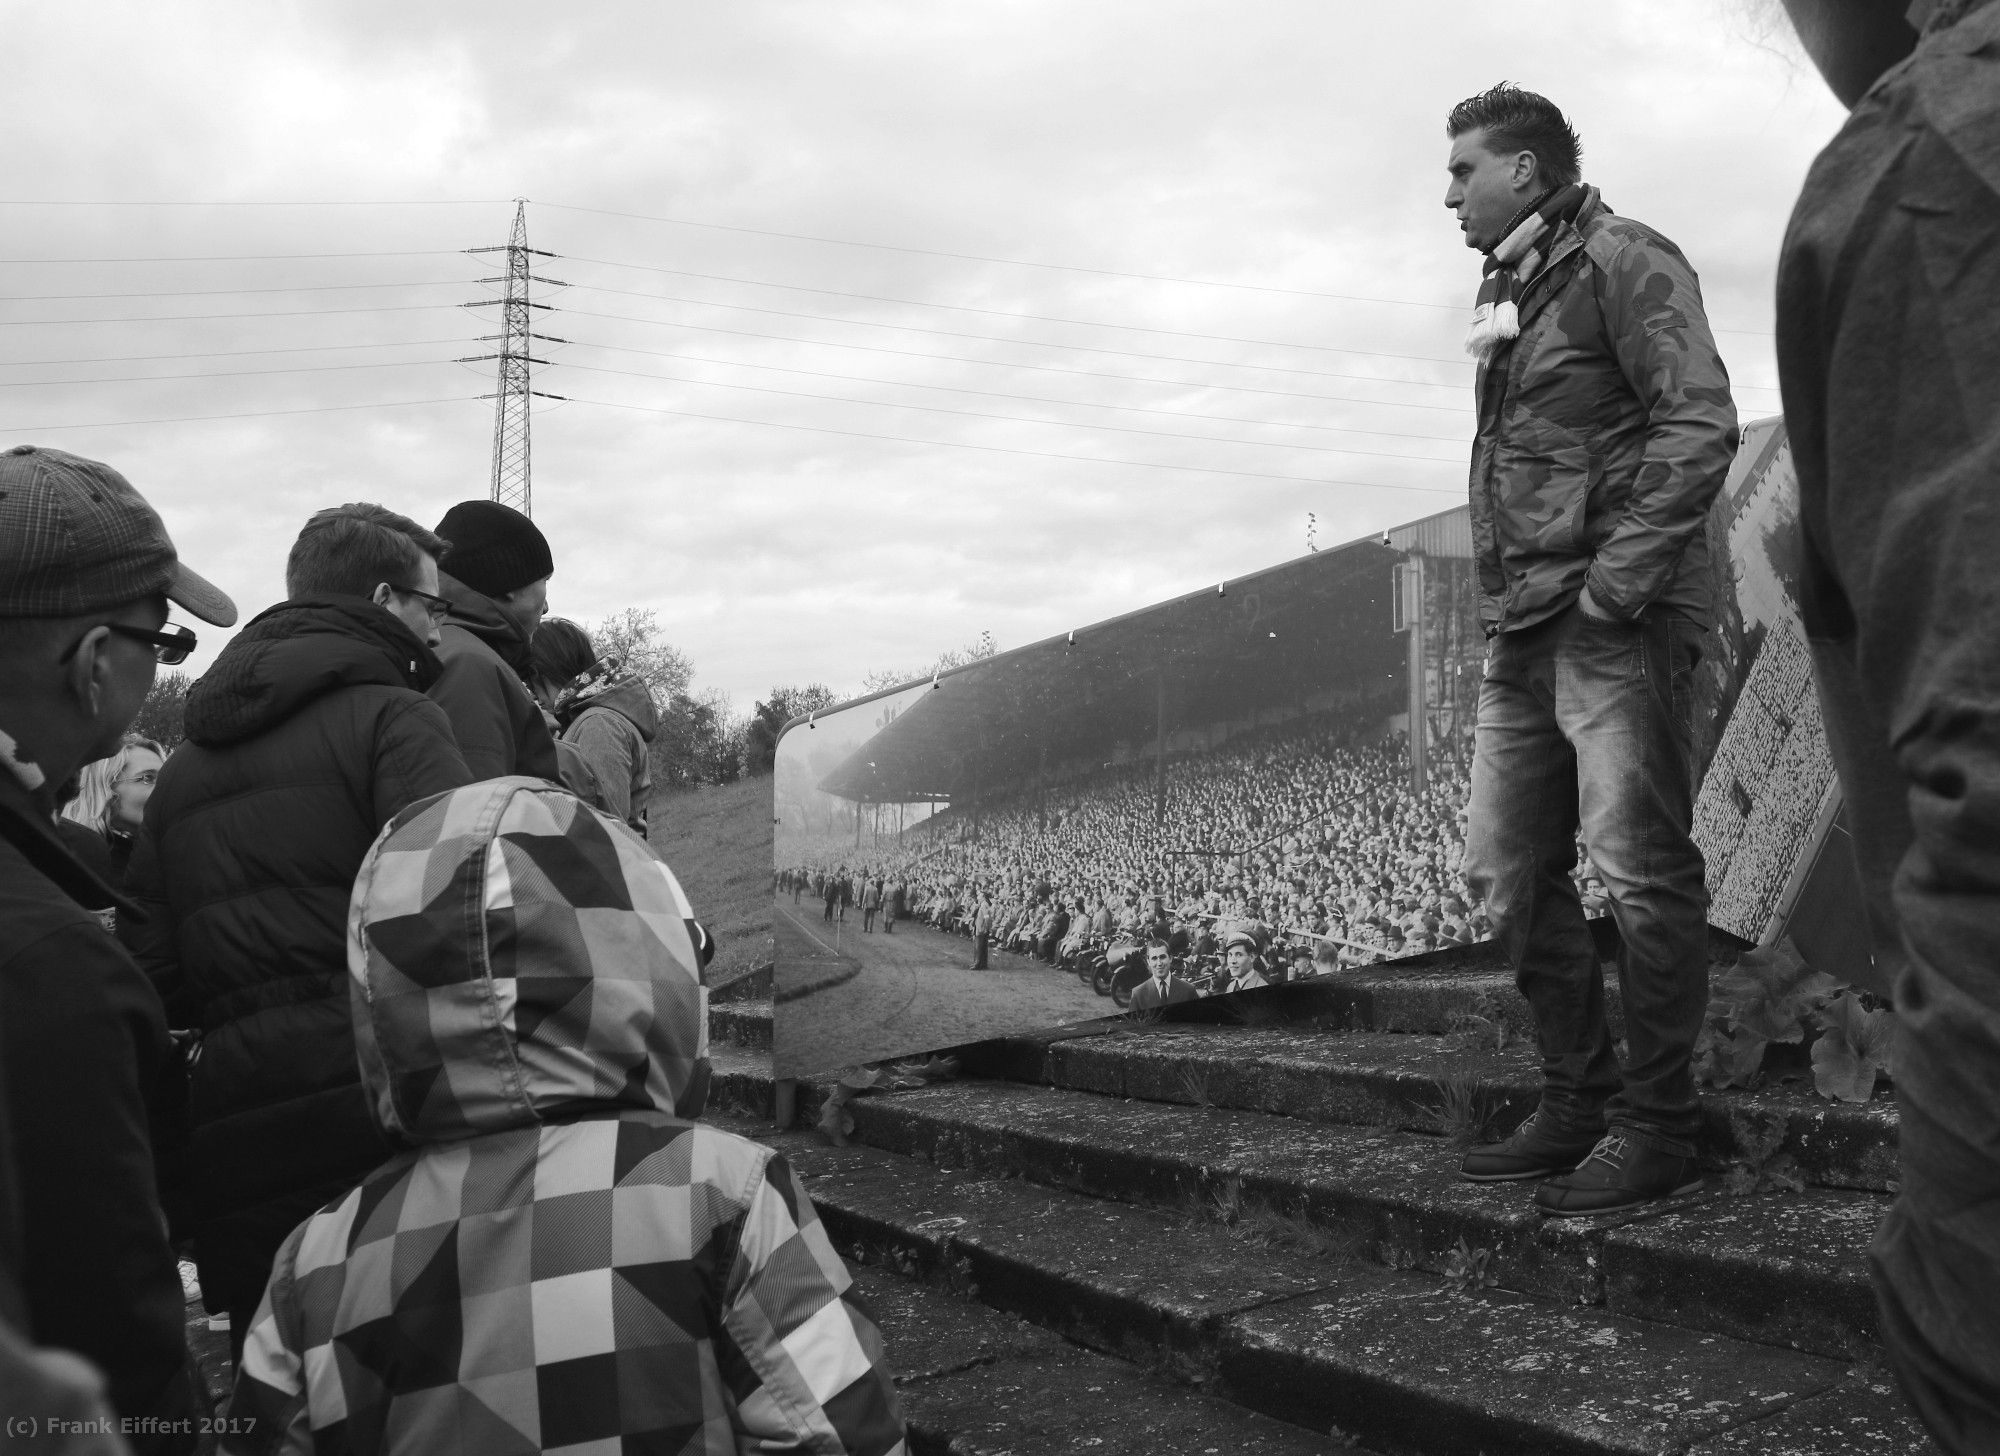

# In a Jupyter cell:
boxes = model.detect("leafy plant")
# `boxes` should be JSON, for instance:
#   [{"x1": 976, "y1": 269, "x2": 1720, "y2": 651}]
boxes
[
  {"x1": 1723, "y1": 1109, "x2": 1804, "y2": 1195},
  {"x1": 1811, "y1": 991, "x2": 1897, "y2": 1103},
  {"x1": 813, "y1": 1057, "x2": 959, "y2": 1146},
  {"x1": 1694, "y1": 939, "x2": 1841, "y2": 1089},
  {"x1": 1439, "y1": 1235, "x2": 1498, "y2": 1293}
]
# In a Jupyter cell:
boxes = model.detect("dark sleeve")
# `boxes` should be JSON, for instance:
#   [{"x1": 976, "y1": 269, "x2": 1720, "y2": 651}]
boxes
[
  {"x1": 566, "y1": 711, "x2": 637, "y2": 822},
  {"x1": 1583, "y1": 232, "x2": 1741, "y2": 619},
  {"x1": 122, "y1": 825, "x2": 186, "y2": 1016},
  {"x1": 0, "y1": 926, "x2": 190, "y2": 1425},
  {"x1": 427, "y1": 652, "x2": 517, "y2": 782},
  {"x1": 372, "y1": 694, "x2": 475, "y2": 828}
]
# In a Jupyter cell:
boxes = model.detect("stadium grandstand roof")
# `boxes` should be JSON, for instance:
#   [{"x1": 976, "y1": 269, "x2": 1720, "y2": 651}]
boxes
[{"x1": 803, "y1": 506, "x2": 1476, "y2": 804}]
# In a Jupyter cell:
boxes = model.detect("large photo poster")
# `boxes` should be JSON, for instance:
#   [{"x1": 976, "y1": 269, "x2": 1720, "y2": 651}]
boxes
[
  {"x1": 772, "y1": 509, "x2": 1490, "y2": 1076},
  {"x1": 772, "y1": 418, "x2": 1865, "y2": 1076}
]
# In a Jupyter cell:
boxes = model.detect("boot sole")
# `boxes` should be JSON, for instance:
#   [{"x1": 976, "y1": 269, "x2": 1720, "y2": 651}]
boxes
[
  {"x1": 1460, "y1": 1162, "x2": 1589, "y2": 1184},
  {"x1": 1535, "y1": 1176, "x2": 1705, "y2": 1218}
]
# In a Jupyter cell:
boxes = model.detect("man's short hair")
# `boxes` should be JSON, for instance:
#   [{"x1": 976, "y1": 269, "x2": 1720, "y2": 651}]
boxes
[
  {"x1": 286, "y1": 503, "x2": 450, "y2": 600},
  {"x1": 1445, "y1": 83, "x2": 1582, "y2": 189}
]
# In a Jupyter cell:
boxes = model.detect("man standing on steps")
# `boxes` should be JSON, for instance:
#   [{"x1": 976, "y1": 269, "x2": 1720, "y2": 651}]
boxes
[
  {"x1": 1442, "y1": 85, "x2": 1738, "y2": 1215},
  {"x1": 1774, "y1": 1, "x2": 2000, "y2": 1445},
  {"x1": 429, "y1": 500, "x2": 560, "y2": 783}
]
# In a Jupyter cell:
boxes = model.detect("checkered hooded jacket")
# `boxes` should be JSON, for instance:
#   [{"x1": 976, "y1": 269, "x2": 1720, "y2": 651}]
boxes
[{"x1": 225, "y1": 778, "x2": 906, "y2": 1455}]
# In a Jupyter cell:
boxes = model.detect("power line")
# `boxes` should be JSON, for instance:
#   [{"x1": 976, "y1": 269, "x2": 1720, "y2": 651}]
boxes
[
  {"x1": 0, "y1": 250, "x2": 466, "y2": 263},
  {"x1": 1, "y1": 280, "x2": 472, "y2": 303},
  {"x1": 561, "y1": 253, "x2": 1476, "y2": 367},
  {"x1": 0, "y1": 303, "x2": 464, "y2": 327},
  {"x1": 2, "y1": 396, "x2": 474, "y2": 432},
  {"x1": 557, "y1": 361, "x2": 1465, "y2": 462},
  {"x1": 0, "y1": 338, "x2": 472, "y2": 367},
  {"x1": 0, "y1": 198, "x2": 1776, "y2": 337},
  {"x1": 0, "y1": 199, "x2": 510, "y2": 207},
  {"x1": 564, "y1": 337, "x2": 1471, "y2": 444},
  {"x1": 563, "y1": 282, "x2": 1470, "y2": 389},
  {"x1": 0, "y1": 360, "x2": 451, "y2": 388},
  {"x1": 561, "y1": 305, "x2": 1478, "y2": 414},
  {"x1": 559, "y1": 392, "x2": 1464, "y2": 498},
  {"x1": 538, "y1": 201, "x2": 1471, "y2": 310},
  {"x1": 541, "y1": 201, "x2": 1778, "y2": 339}
]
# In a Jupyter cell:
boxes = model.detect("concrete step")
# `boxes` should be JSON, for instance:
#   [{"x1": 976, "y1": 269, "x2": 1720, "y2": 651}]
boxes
[
  {"x1": 710, "y1": 996, "x2": 773, "y2": 1050},
  {"x1": 705, "y1": 1051, "x2": 1887, "y2": 1363},
  {"x1": 704, "y1": 1105, "x2": 1933, "y2": 1456},
  {"x1": 854, "y1": 1264, "x2": 1374, "y2": 1454},
  {"x1": 957, "y1": 1023, "x2": 1898, "y2": 1194}
]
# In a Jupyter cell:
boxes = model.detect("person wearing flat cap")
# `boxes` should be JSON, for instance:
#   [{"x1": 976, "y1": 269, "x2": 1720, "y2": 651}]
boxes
[
  {"x1": 0, "y1": 445, "x2": 239, "y2": 1452},
  {"x1": 429, "y1": 499, "x2": 562, "y2": 782},
  {"x1": 1223, "y1": 930, "x2": 1269, "y2": 994}
]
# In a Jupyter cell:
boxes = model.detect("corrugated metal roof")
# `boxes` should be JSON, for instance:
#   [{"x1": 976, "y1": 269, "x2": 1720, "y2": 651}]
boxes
[{"x1": 1385, "y1": 505, "x2": 1473, "y2": 559}]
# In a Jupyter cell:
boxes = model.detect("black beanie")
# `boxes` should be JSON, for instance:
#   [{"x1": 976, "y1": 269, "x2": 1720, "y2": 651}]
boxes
[{"x1": 434, "y1": 500, "x2": 554, "y2": 599}]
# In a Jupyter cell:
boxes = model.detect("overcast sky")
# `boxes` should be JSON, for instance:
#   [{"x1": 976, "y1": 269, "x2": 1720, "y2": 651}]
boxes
[{"x1": 3, "y1": 0, "x2": 1845, "y2": 709}]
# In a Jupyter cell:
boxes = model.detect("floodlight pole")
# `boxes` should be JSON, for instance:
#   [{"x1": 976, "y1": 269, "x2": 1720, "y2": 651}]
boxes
[{"x1": 1403, "y1": 553, "x2": 1428, "y2": 796}]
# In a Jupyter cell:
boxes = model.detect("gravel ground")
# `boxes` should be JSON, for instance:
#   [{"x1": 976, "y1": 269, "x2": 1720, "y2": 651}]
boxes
[{"x1": 772, "y1": 896, "x2": 1115, "y2": 1075}]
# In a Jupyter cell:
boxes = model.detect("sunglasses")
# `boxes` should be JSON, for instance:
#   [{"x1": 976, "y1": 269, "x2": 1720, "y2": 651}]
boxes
[
  {"x1": 391, "y1": 582, "x2": 454, "y2": 624},
  {"x1": 61, "y1": 622, "x2": 198, "y2": 666}
]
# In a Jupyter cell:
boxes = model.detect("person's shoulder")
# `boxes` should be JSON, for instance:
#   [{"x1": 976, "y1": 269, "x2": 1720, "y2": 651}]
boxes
[
  {"x1": 1581, "y1": 210, "x2": 1687, "y2": 273},
  {"x1": 0, "y1": 903, "x2": 159, "y2": 1025},
  {"x1": 433, "y1": 624, "x2": 506, "y2": 673}
]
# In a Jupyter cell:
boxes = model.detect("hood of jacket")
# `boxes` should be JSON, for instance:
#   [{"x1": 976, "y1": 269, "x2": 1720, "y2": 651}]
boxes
[
  {"x1": 437, "y1": 570, "x2": 535, "y2": 678},
  {"x1": 568, "y1": 675, "x2": 660, "y2": 742},
  {"x1": 183, "y1": 596, "x2": 442, "y2": 748},
  {"x1": 347, "y1": 777, "x2": 709, "y2": 1143}
]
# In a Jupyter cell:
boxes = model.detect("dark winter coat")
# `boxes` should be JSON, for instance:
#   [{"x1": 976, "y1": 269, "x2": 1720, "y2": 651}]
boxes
[
  {"x1": 0, "y1": 767, "x2": 195, "y2": 1443},
  {"x1": 428, "y1": 571, "x2": 560, "y2": 782},
  {"x1": 562, "y1": 675, "x2": 658, "y2": 832},
  {"x1": 128, "y1": 597, "x2": 471, "y2": 1315},
  {"x1": 1777, "y1": 2, "x2": 2000, "y2": 1437},
  {"x1": 1468, "y1": 187, "x2": 1739, "y2": 634}
]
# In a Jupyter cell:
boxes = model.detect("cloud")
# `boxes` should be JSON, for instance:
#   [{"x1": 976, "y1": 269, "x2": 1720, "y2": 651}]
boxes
[{"x1": 1, "y1": 0, "x2": 1844, "y2": 704}]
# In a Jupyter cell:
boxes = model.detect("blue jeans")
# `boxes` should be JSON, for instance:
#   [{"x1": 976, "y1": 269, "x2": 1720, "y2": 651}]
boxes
[{"x1": 1464, "y1": 603, "x2": 1710, "y2": 1140}]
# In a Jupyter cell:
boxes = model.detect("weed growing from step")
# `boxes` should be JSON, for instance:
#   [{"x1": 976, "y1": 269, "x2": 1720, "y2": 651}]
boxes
[
  {"x1": 1443, "y1": 990, "x2": 1513, "y2": 1053},
  {"x1": 1174, "y1": 1064, "x2": 1214, "y2": 1109},
  {"x1": 1186, "y1": 1178, "x2": 1368, "y2": 1265},
  {"x1": 1423, "y1": 1074, "x2": 1497, "y2": 1147},
  {"x1": 1438, "y1": 1235, "x2": 1499, "y2": 1294}
]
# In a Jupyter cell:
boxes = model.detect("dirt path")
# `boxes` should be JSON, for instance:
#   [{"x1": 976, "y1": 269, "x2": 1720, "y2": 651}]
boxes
[{"x1": 773, "y1": 896, "x2": 1114, "y2": 1075}]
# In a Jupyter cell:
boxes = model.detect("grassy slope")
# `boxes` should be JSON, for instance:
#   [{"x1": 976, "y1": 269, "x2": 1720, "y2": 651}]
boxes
[{"x1": 648, "y1": 773, "x2": 773, "y2": 989}]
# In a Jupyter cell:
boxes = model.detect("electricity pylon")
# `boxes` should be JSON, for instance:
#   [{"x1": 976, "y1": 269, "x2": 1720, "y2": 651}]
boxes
[{"x1": 462, "y1": 200, "x2": 566, "y2": 517}]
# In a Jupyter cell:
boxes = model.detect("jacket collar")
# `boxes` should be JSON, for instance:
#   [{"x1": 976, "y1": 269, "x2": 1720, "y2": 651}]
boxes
[
  {"x1": 437, "y1": 571, "x2": 534, "y2": 678},
  {"x1": 1513, "y1": 185, "x2": 1604, "y2": 329},
  {"x1": 0, "y1": 765, "x2": 130, "y2": 915}
]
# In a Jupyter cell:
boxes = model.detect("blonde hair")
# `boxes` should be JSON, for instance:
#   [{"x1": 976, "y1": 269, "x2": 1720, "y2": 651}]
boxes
[{"x1": 61, "y1": 734, "x2": 167, "y2": 836}]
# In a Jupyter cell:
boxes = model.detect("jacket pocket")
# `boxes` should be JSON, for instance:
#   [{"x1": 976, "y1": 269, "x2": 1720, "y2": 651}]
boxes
[{"x1": 1493, "y1": 412, "x2": 1598, "y2": 561}]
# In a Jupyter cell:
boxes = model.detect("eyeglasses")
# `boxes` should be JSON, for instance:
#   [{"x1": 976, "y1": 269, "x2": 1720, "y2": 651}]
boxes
[
  {"x1": 61, "y1": 622, "x2": 198, "y2": 665},
  {"x1": 391, "y1": 583, "x2": 453, "y2": 625}
]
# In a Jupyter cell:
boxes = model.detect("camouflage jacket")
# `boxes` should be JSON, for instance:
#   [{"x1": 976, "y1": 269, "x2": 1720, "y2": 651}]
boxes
[{"x1": 1468, "y1": 186, "x2": 1738, "y2": 633}]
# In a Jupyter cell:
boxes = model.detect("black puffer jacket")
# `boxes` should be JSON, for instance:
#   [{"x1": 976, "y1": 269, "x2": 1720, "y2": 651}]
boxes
[{"x1": 128, "y1": 597, "x2": 470, "y2": 1314}]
